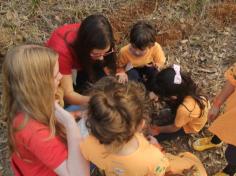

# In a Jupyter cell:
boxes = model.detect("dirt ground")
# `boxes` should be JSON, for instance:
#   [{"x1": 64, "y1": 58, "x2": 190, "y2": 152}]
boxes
[{"x1": 0, "y1": 0, "x2": 236, "y2": 175}]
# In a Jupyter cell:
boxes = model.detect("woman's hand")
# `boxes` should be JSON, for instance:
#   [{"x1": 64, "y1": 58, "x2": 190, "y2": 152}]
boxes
[{"x1": 116, "y1": 72, "x2": 128, "y2": 84}]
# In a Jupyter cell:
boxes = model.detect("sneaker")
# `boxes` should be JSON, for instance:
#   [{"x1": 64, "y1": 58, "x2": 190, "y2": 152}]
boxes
[
  {"x1": 192, "y1": 137, "x2": 223, "y2": 151},
  {"x1": 213, "y1": 172, "x2": 229, "y2": 176}
]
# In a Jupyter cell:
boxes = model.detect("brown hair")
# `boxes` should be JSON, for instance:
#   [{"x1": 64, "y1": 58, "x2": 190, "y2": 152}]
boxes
[
  {"x1": 71, "y1": 14, "x2": 117, "y2": 82},
  {"x1": 130, "y1": 21, "x2": 157, "y2": 50},
  {"x1": 2, "y1": 45, "x2": 66, "y2": 152},
  {"x1": 86, "y1": 80, "x2": 149, "y2": 151}
]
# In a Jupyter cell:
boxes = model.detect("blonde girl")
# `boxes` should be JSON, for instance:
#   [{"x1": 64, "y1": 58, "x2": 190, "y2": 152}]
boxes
[{"x1": 2, "y1": 45, "x2": 89, "y2": 176}]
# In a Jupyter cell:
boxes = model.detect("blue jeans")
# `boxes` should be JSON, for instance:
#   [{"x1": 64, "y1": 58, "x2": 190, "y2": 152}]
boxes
[{"x1": 65, "y1": 105, "x2": 81, "y2": 112}]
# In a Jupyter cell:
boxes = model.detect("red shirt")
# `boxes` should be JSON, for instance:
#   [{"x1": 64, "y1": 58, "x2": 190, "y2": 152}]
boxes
[
  {"x1": 11, "y1": 113, "x2": 68, "y2": 176},
  {"x1": 46, "y1": 23, "x2": 81, "y2": 75}
]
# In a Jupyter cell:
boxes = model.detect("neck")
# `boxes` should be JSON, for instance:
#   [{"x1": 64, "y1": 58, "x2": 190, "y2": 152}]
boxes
[
  {"x1": 116, "y1": 134, "x2": 139, "y2": 156},
  {"x1": 129, "y1": 45, "x2": 147, "y2": 57}
]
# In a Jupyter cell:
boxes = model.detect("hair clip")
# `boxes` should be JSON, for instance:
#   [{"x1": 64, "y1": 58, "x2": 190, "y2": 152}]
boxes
[{"x1": 173, "y1": 64, "x2": 182, "y2": 84}]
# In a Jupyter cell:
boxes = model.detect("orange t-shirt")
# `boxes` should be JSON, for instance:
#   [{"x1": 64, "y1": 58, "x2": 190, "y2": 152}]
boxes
[
  {"x1": 117, "y1": 43, "x2": 166, "y2": 71},
  {"x1": 166, "y1": 152, "x2": 207, "y2": 176},
  {"x1": 209, "y1": 63, "x2": 236, "y2": 146},
  {"x1": 174, "y1": 96, "x2": 209, "y2": 133},
  {"x1": 80, "y1": 133, "x2": 169, "y2": 176}
]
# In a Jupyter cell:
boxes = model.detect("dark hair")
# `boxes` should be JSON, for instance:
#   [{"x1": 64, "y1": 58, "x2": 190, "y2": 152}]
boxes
[
  {"x1": 130, "y1": 21, "x2": 156, "y2": 50},
  {"x1": 71, "y1": 14, "x2": 116, "y2": 82},
  {"x1": 148, "y1": 66, "x2": 206, "y2": 117},
  {"x1": 86, "y1": 81, "x2": 148, "y2": 151}
]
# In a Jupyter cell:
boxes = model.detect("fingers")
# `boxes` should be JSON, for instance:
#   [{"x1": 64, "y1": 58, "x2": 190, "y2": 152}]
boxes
[
  {"x1": 117, "y1": 74, "x2": 128, "y2": 84},
  {"x1": 69, "y1": 111, "x2": 82, "y2": 120}
]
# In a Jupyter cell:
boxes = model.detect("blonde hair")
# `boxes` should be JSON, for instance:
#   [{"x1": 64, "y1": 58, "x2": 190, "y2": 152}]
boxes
[
  {"x1": 86, "y1": 80, "x2": 149, "y2": 153},
  {"x1": 2, "y1": 45, "x2": 66, "y2": 152}
]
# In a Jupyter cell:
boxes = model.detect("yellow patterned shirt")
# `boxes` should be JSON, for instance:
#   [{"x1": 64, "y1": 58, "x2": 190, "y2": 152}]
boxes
[{"x1": 80, "y1": 133, "x2": 169, "y2": 176}]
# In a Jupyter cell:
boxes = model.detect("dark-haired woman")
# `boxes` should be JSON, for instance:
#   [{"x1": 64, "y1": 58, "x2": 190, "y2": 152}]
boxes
[{"x1": 46, "y1": 14, "x2": 116, "y2": 105}]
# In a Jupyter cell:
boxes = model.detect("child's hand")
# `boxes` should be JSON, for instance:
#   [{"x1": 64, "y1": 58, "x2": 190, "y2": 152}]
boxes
[
  {"x1": 116, "y1": 72, "x2": 128, "y2": 84},
  {"x1": 68, "y1": 109, "x2": 88, "y2": 120},
  {"x1": 146, "y1": 62, "x2": 154, "y2": 67},
  {"x1": 55, "y1": 103, "x2": 75, "y2": 127},
  {"x1": 69, "y1": 110, "x2": 82, "y2": 120},
  {"x1": 149, "y1": 125, "x2": 161, "y2": 136},
  {"x1": 149, "y1": 92, "x2": 159, "y2": 102},
  {"x1": 147, "y1": 135, "x2": 164, "y2": 151},
  {"x1": 146, "y1": 62, "x2": 159, "y2": 70},
  {"x1": 147, "y1": 135, "x2": 158, "y2": 144},
  {"x1": 208, "y1": 106, "x2": 220, "y2": 122}
]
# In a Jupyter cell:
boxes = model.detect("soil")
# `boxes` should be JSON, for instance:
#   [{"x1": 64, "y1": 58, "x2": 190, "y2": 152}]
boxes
[{"x1": 0, "y1": 0, "x2": 236, "y2": 175}]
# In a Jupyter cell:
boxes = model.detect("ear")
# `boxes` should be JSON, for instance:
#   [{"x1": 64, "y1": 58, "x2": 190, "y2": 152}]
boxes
[{"x1": 137, "y1": 119, "x2": 146, "y2": 132}]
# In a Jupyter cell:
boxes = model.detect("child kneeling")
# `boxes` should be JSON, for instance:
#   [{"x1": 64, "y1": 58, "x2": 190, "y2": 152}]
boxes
[
  {"x1": 79, "y1": 80, "x2": 207, "y2": 176},
  {"x1": 148, "y1": 65, "x2": 210, "y2": 142},
  {"x1": 116, "y1": 21, "x2": 166, "y2": 86}
]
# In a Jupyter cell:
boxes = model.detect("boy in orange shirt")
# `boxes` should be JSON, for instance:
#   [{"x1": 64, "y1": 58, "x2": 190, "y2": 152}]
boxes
[{"x1": 116, "y1": 21, "x2": 166, "y2": 86}]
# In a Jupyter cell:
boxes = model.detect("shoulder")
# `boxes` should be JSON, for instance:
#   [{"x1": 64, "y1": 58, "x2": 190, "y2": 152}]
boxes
[
  {"x1": 13, "y1": 113, "x2": 48, "y2": 131},
  {"x1": 13, "y1": 113, "x2": 51, "y2": 141},
  {"x1": 51, "y1": 23, "x2": 80, "y2": 37},
  {"x1": 150, "y1": 42, "x2": 164, "y2": 55},
  {"x1": 80, "y1": 135, "x2": 101, "y2": 147},
  {"x1": 119, "y1": 44, "x2": 130, "y2": 54},
  {"x1": 80, "y1": 134, "x2": 106, "y2": 160},
  {"x1": 46, "y1": 23, "x2": 80, "y2": 53},
  {"x1": 178, "y1": 96, "x2": 209, "y2": 116},
  {"x1": 178, "y1": 96, "x2": 197, "y2": 113},
  {"x1": 136, "y1": 133, "x2": 161, "y2": 154},
  {"x1": 137, "y1": 133, "x2": 169, "y2": 168},
  {"x1": 153, "y1": 42, "x2": 162, "y2": 49}
]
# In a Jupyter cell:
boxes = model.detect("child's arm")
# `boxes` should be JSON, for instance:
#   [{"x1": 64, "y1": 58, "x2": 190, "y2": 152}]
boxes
[
  {"x1": 54, "y1": 103, "x2": 90, "y2": 176},
  {"x1": 158, "y1": 124, "x2": 181, "y2": 133},
  {"x1": 150, "y1": 124, "x2": 181, "y2": 135},
  {"x1": 208, "y1": 80, "x2": 235, "y2": 121},
  {"x1": 116, "y1": 49, "x2": 129, "y2": 83}
]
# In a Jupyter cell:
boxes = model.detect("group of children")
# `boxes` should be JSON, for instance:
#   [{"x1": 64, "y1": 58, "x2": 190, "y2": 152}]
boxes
[{"x1": 3, "y1": 14, "x2": 236, "y2": 176}]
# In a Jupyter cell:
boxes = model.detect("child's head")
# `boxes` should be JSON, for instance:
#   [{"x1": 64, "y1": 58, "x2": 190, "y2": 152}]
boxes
[
  {"x1": 148, "y1": 65, "x2": 197, "y2": 99},
  {"x1": 130, "y1": 21, "x2": 156, "y2": 51},
  {"x1": 2, "y1": 45, "x2": 65, "y2": 151},
  {"x1": 86, "y1": 76, "x2": 118, "y2": 95},
  {"x1": 148, "y1": 65, "x2": 206, "y2": 114},
  {"x1": 86, "y1": 81, "x2": 148, "y2": 150}
]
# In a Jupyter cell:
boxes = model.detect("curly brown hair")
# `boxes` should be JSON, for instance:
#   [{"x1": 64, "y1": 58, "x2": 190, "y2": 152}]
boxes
[{"x1": 86, "y1": 80, "x2": 149, "y2": 152}]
